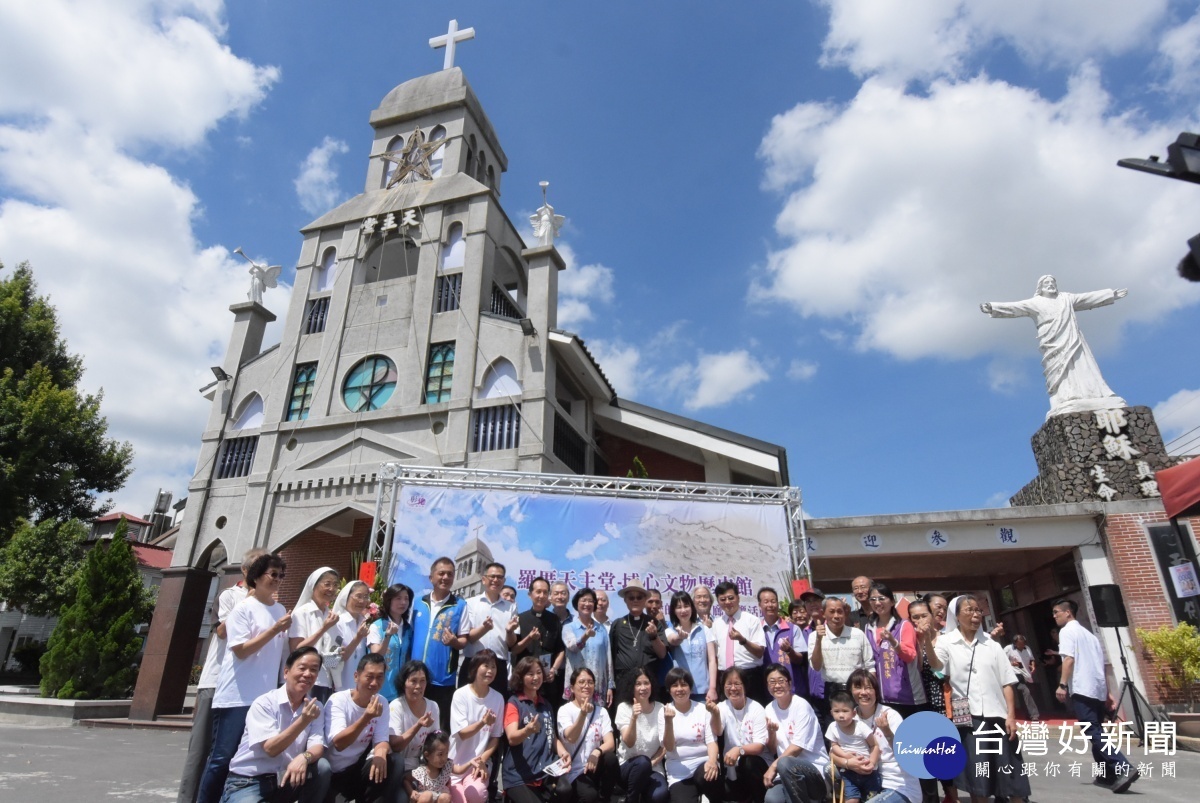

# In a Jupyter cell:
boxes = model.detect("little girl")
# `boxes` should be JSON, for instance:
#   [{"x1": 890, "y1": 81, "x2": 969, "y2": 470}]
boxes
[{"x1": 407, "y1": 731, "x2": 453, "y2": 803}]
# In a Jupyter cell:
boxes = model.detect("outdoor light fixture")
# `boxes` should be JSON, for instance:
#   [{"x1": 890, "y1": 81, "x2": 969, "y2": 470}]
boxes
[
  {"x1": 1117, "y1": 132, "x2": 1200, "y2": 184},
  {"x1": 1118, "y1": 132, "x2": 1200, "y2": 281},
  {"x1": 519, "y1": 317, "x2": 537, "y2": 337},
  {"x1": 211, "y1": 366, "x2": 232, "y2": 382}
]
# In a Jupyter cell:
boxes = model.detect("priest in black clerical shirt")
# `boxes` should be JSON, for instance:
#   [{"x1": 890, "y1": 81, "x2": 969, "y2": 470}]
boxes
[
  {"x1": 511, "y1": 576, "x2": 565, "y2": 709},
  {"x1": 609, "y1": 579, "x2": 667, "y2": 694}
]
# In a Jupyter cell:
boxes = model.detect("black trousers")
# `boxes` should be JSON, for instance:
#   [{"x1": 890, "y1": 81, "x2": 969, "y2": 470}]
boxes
[
  {"x1": 667, "y1": 763, "x2": 723, "y2": 803},
  {"x1": 557, "y1": 752, "x2": 618, "y2": 803},
  {"x1": 506, "y1": 781, "x2": 568, "y2": 803},
  {"x1": 722, "y1": 755, "x2": 768, "y2": 803},
  {"x1": 427, "y1": 683, "x2": 456, "y2": 732},
  {"x1": 328, "y1": 748, "x2": 403, "y2": 803}
]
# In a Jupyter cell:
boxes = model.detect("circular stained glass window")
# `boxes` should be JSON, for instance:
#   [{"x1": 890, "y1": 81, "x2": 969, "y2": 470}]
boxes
[{"x1": 342, "y1": 355, "x2": 397, "y2": 412}]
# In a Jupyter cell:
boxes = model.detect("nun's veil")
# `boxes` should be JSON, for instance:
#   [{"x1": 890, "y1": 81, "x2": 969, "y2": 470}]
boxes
[
  {"x1": 333, "y1": 580, "x2": 369, "y2": 619},
  {"x1": 295, "y1": 566, "x2": 338, "y2": 615},
  {"x1": 943, "y1": 596, "x2": 963, "y2": 635}
]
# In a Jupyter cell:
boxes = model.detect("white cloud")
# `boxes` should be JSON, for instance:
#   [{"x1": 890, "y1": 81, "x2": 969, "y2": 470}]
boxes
[
  {"x1": 986, "y1": 359, "x2": 1027, "y2": 394},
  {"x1": 678, "y1": 350, "x2": 770, "y2": 411},
  {"x1": 565, "y1": 532, "x2": 610, "y2": 560},
  {"x1": 1159, "y1": 9, "x2": 1200, "y2": 94},
  {"x1": 1154, "y1": 388, "x2": 1200, "y2": 454},
  {"x1": 587, "y1": 339, "x2": 642, "y2": 399},
  {"x1": 786, "y1": 359, "x2": 818, "y2": 381},
  {"x1": 0, "y1": 1, "x2": 278, "y2": 148},
  {"x1": 295, "y1": 137, "x2": 349, "y2": 217},
  {"x1": 818, "y1": 0, "x2": 1169, "y2": 83},
  {"x1": 983, "y1": 490, "x2": 1012, "y2": 508},
  {"x1": 554, "y1": 242, "x2": 616, "y2": 330},
  {"x1": 753, "y1": 68, "x2": 1200, "y2": 364},
  {"x1": 0, "y1": 3, "x2": 281, "y2": 515}
]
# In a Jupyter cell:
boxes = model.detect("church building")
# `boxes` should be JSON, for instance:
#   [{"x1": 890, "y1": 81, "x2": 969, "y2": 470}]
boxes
[{"x1": 131, "y1": 54, "x2": 788, "y2": 718}]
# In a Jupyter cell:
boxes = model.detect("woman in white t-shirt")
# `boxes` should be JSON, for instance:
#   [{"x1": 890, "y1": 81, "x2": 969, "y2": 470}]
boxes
[
  {"x1": 709, "y1": 666, "x2": 768, "y2": 803},
  {"x1": 288, "y1": 566, "x2": 341, "y2": 701},
  {"x1": 448, "y1": 649, "x2": 505, "y2": 803},
  {"x1": 197, "y1": 553, "x2": 291, "y2": 803},
  {"x1": 331, "y1": 581, "x2": 373, "y2": 692},
  {"x1": 659, "y1": 667, "x2": 720, "y2": 803},
  {"x1": 847, "y1": 668, "x2": 922, "y2": 803},
  {"x1": 614, "y1": 667, "x2": 668, "y2": 803},
  {"x1": 762, "y1": 663, "x2": 827, "y2": 803},
  {"x1": 389, "y1": 660, "x2": 441, "y2": 777},
  {"x1": 558, "y1": 668, "x2": 617, "y2": 803}
]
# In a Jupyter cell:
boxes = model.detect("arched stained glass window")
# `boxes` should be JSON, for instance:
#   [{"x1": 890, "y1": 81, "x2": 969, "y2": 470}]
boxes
[
  {"x1": 342, "y1": 356, "x2": 397, "y2": 412},
  {"x1": 429, "y1": 125, "x2": 447, "y2": 178}
]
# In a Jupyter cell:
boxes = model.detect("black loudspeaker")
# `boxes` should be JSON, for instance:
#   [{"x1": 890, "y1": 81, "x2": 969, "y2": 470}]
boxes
[{"x1": 1089, "y1": 584, "x2": 1129, "y2": 628}]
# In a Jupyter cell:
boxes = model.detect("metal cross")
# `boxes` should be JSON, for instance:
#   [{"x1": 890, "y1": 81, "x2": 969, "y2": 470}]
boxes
[{"x1": 429, "y1": 19, "x2": 475, "y2": 70}]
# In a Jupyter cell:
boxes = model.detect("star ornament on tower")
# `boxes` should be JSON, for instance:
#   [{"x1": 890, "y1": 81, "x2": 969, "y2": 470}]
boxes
[{"x1": 377, "y1": 127, "x2": 444, "y2": 189}]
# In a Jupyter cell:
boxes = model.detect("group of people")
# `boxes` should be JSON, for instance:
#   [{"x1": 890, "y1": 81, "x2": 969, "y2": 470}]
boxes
[{"x1": 178, "y1": 553, "x2": 1135, "y2": 803}]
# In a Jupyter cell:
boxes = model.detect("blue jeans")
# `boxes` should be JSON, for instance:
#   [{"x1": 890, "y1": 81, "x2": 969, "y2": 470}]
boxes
[
  {"x1": 1072, "y1": 694, "x2": 1131, "y2": 778},
  {"x1": 767, "y1": 756, "x2": 827, "y2": 803},
  {"x1": 839, "y1": 766, "x2": 881, "y2": 800},
  {"x1": 197, "y1": 705, "x2": 250, "y2": 803},
  {"x1": 218, "y1": 759, "x2": 331, "y2": 803}
]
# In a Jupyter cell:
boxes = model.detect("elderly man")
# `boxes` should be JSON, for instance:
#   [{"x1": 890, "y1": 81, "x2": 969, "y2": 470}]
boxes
[
  {"x1": 593, "y1": 589, "x2": 611, "y2": 632},
  {"x1": 808, "y1": 597, "x2": 873, "y2": 704},
  {"x1": 217, "y1": 646, "x2": 331, "y2": 803},
  {"x1": 1005, "y1": 634, "x2": 1040, "y2": 721},
  {"x1": 847, "y1": 577, "x2": 872, "y2": 630}
]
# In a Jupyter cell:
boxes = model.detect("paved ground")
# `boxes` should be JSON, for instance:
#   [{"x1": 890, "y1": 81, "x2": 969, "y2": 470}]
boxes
[{"x1": 0, "y1": 723, "x2": 1198, "y2": 802}]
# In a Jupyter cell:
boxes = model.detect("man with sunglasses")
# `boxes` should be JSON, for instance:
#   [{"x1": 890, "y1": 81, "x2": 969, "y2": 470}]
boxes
[{"x1": 609, "y1": 579, "x2": 667, "y2": 695}]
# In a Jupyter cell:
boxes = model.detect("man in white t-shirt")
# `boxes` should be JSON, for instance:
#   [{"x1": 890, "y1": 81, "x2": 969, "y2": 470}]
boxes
[
  {"x1": 178, "y1": 548, "x2": 264, "y2": 803},
  {"x1": 325, "y1": 653, "x2": 396, "y2": 803},
  {"x1": 1053, "y1": 598, "x2": 1137, "y2": 793},
  {"x1": 710, "y1": 581, "x2": 767, "y2": 703},
  {"x1": 1004, "y1": 634, "x2": 1040, "y2": 720},
  {"x1": 218, "y1": 645, "x2": 331, "y2": 803}
]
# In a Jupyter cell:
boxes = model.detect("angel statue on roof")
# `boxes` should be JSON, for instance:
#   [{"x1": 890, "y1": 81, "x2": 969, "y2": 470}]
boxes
[
  {"x1": 235, "y1": 247, "x2": 281, "y2": 305},
  {"x1": 530, "y1": 181, "x2": 565, "y2": 246}
]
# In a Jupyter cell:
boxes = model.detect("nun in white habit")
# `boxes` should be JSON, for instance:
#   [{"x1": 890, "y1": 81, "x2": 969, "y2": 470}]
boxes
[
  {"x1": 330, "y1": 580, "x2": 374, "y2": 691},
  {"x1": 288, "y1": 566, "x2": 341, "y2": 700}
]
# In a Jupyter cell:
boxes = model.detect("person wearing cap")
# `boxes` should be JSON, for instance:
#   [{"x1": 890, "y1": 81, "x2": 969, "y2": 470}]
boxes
[
  {"x1": 610, "y1": 580, "x2": 667, "y2": 695},
  {"x1": 798, "y1": 588, "x2": 828, "y2": 731}
]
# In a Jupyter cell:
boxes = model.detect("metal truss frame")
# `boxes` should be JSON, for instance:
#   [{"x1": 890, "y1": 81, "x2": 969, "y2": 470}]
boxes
[{"x1": 368, "y1": 464, "x2": 809, "y2": 582}]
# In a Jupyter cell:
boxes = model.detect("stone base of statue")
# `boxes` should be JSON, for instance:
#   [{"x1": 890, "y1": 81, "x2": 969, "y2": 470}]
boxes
[{"x1": 1009, "y1": 406, "x2": 1174, "y2": 506}]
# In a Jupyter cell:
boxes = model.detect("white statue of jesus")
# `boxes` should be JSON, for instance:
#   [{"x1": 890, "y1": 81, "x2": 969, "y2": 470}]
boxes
[{"x1": 981, "y1": 275, "x2": 1128, "y2": 419}]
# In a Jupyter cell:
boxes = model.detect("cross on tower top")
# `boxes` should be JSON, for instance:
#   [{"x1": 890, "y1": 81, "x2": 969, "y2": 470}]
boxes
[{"x1": 429, "y1": 19, "x2": 475, "y2": 70}]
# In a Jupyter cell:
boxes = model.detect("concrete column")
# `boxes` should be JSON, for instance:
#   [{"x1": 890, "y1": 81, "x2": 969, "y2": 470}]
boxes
[
  {"x1": 130, "y1": 566, "x2": 214, "y2": 720},
  {"x1": 222, "y1": 302, "x2": 277, "y2": 378}
]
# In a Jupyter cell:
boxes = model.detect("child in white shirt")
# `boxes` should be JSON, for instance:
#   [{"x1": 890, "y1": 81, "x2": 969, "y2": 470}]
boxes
[{"x1": 824, "y1": 692, "x2": 881, "y2": 803}]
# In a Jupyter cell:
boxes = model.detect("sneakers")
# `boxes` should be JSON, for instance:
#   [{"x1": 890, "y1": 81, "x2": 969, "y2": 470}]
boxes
[{"x1": 1111, "y1": 769, "x2": 1140, "y2": 794}]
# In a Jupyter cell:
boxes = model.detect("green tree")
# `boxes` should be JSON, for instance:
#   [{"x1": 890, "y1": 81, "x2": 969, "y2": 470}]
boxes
[
  {"x1": 0, "y1": 262, "x2": 133, "y2": 544},
  {"x1": 0, "y1": 518, "x2": 87, "y2": 617},
  {"x1": 39, "y1": 519, "x2": 153, "y2": 699}
]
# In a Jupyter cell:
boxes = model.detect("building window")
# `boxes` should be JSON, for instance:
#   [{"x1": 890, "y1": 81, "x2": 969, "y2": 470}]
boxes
[
  {"x1": 231, "y1": 393, "x2": 264, "y2": 430},
  {"x1": 442, "y1": 223, "x2": 465, "y2": 269},
  {"x1": 554, "y1": 411, "x2": 587, "y2": 474},
  {"x1": 315, "y1": 247, "x2": 337, "y2": 292},
  {"x1": 343, "y1": 355, "x2": 397, "y2": 412},
  {"x1": 287, "y1": 363, "x2": 317, "y2": 421},
  {"x1": 304, "y1": 296, "x2": 330, "y2": 334},
  {"x1": 425, "y1": 343, "x2": 455, "y2": 404},
  {"x1": 471, "y1": 404, "x2": 521, "y2": 452},
  {"x1": 480, "y1": 358, "x2": 521, "y2": 399},
  {"x1": 382, "y1": 135, "x2": 403, "y2": 187},
  {"x1": 434, "y1": 273, "x2": 461, "y2": 313},
  {"x1": 216, "y1": 435, "x2": 258, "y2": 479},
  {"x1": 429, "y1": 125, "x2": 447, "y2": 177}
]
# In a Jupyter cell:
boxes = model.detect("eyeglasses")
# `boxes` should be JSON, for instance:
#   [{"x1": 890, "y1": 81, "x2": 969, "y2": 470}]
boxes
[
  {"x1": 350, "y1": 593, "x2": 371, "y2": 602},
  {"x1": 267, "y1": 571, "x2": 285, "y2": 580},
  {"x1": 625, "y1": 594, "x2": 646, "y2": 601},
  {"x1": 485, "y1": 574, "x2": 505, "y2": 581},
  {"x1": 767, "y1": 678, "x2": 790, "y2": 686},
  {"x1": 868, "y1": 596, "x2": 889, "y2": 603}
]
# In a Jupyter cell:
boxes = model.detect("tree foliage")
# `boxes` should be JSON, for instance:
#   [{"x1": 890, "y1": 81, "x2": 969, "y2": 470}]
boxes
[
  {"x1": 0, "y1": 517, "x2": 87, "y2": 617},
  {"x1": 0, "y1": 262, "x2": 133, "y2": 543},
  {"x1": 40, "y1": 520, "x2": 154, "y2": 699}
]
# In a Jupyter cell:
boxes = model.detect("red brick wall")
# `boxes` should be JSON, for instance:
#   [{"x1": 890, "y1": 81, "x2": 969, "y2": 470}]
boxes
[
  {"x1": 276, "y1": 518, "x2": 372, "y2": 608},
  {"x1": 596, "y1": 433, "x2": 706, "y2": 482},
  {"x1": 1104, "y1": 510, "x2": 1200, "y2": 705}
]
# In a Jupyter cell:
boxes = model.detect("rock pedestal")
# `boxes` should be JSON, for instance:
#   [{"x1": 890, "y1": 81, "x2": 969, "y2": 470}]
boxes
[{"x1": 1010, "y1": 406, "x2": 1171, "y2": 506}]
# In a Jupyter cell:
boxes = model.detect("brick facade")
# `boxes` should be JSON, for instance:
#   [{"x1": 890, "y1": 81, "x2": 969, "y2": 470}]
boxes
[
  {"x1": 1104, "y1": 510, "x2": 1200, "y2": 705},
  {"x1": 276, "y1": 518, "x2": 372, "y2": 608},
  {"x1": 596, "y1": 433, "x2": 706, "y2": 482}
]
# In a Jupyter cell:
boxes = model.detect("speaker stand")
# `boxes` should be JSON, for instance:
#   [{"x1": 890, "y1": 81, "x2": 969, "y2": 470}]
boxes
[{"x1": 1112, "y1": 627, "x2": 1160, "y2": 741}]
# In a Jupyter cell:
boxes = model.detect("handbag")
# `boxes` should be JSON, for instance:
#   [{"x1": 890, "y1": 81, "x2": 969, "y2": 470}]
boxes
[{"x1": 949, "y1": 642, "x2": 977, "y2": 727}]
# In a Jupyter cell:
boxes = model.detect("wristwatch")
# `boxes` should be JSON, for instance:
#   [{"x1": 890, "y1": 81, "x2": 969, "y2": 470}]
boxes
[
  {"x1": 303, "y1": 750, "x2": 314, "y2": 764},
  {"x1": 738, "y1": 747, "x2": 746, "y2": 757},
  {"x1": 1058, "y1": 683, "x2": 1068, "y2": 690}
]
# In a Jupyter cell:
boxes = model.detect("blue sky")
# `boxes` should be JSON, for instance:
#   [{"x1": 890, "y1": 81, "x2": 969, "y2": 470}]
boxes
[{"x1": 1, "y1": 1, "x2": 1199, "y2": 521}]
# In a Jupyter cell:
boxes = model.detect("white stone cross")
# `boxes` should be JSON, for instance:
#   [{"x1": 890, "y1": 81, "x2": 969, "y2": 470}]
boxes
[{"x1": 429, "y1": 19, "x2": 475, "y2": 70}]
